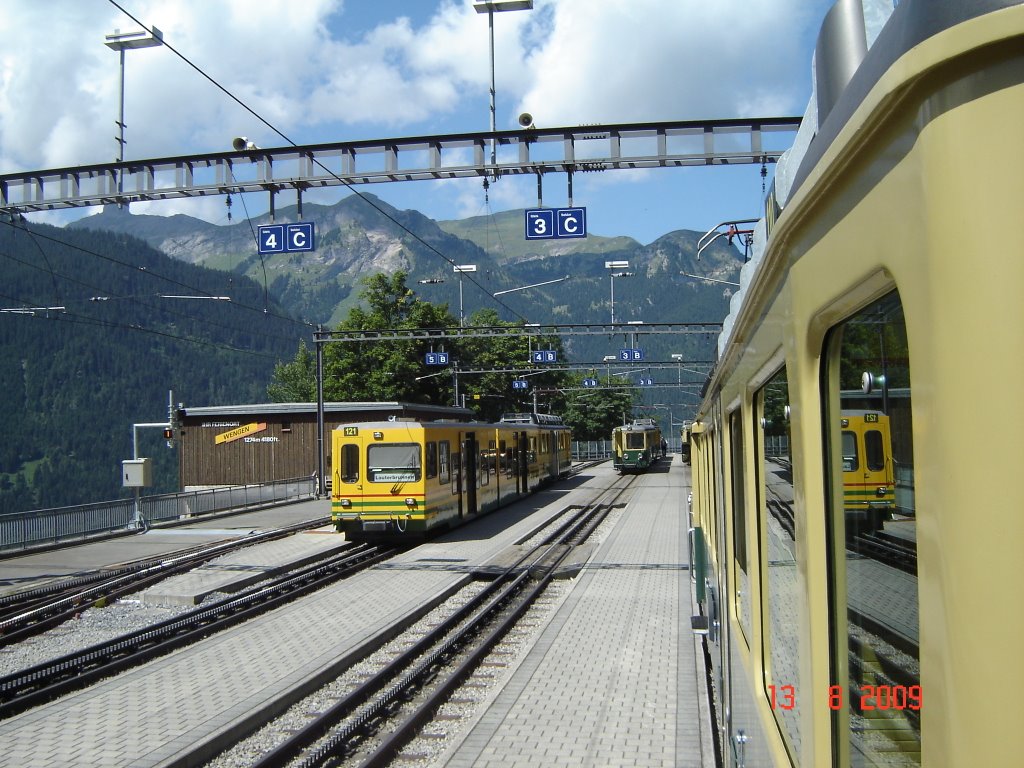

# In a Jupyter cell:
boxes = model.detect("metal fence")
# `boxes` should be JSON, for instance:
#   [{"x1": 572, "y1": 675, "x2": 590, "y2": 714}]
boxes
[
  {"x1": 572, "y1": 440, "x2": 612, "y2": 460},
  {"x1": 0, "y1": 476, "x2": 316, "y2": 555}
]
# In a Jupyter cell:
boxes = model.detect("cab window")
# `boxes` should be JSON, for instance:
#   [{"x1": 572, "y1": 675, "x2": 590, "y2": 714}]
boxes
[{"x1": 367, "y1": 443, "x2": 421, "y2": 483}]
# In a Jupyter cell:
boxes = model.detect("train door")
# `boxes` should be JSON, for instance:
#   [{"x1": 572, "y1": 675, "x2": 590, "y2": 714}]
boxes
[
  {"x1": 516, "y1": 431, "x2": 528, "y2": 494},
  {"x1": 462, "y1": 432, "x2": 478, "y2": 517}
]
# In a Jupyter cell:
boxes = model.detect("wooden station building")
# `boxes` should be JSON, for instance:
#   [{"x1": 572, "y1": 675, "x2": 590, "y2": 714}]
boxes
[{"x1": 175, "y1": 402, "x2": 473, "y2": 489}]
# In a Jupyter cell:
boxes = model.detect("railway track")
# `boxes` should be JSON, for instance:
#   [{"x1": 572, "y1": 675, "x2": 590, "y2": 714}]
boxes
[
  {"x1": 0, "y1": 540, "x2": 393, "y2": 718},
  {"x1": 212, "y1": 473, "x2": 636, "y2": 768},
  {"x1": 851, "y1": 530, "x2": 917, "y2": 575},
  {"x1": 0, "y1": 516, "x2": 331, "y2": 644}
]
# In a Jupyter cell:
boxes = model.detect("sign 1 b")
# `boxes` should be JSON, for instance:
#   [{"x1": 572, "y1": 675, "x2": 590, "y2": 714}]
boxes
[
  {"x1": 258, "y1": 222, "x2": 316, "y2": 254},
  {"x1": 524, "y1": 207, "x2": 587, "y2": 240}
]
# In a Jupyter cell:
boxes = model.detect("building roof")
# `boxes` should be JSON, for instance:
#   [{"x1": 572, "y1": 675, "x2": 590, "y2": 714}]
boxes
[{"x1": 180, "y1": 402, "x2": 474, "y2": 418}]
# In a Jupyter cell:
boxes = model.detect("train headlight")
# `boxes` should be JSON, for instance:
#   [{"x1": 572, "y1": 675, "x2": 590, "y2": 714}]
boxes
[
  {"x1": 405, "y1": 498, "x2": 417, "y2": 508},
  {"x1": 339, "y1": 498, "x2": 352, "y2": 508},
  {"x1": 876, "y1": 487, "x2": 887, "y2": 497}
]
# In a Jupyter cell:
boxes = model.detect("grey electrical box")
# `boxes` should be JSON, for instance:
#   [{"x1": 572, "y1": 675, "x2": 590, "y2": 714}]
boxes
[{"x1": 122, "y1": 458, "x2": 153, "y2": 488}]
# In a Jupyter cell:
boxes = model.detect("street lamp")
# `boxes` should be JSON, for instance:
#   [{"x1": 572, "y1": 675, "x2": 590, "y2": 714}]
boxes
[
  {"x1": 474, "y1": 1, "x2": 533, "y2": 179},
  {"x1": 671, "y1": 353, "x2": 684, "y2": 385},
  {"x1": 602, "y1": 262, "x2": 626, "y2": 325},
  {"x1": 105, "y1": 26, "x2": 164, "y2": 207},
  {"x1": 453, "y1": 264, "x2": 478, "y2": 327}
]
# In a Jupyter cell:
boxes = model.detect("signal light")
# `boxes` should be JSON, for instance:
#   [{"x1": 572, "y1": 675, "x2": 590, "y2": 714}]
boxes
[{"x1": 163, "y1": 427, "x2": 174, "y2": 440}]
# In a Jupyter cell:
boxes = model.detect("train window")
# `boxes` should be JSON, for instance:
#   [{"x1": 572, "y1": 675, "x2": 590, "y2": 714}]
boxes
[
  {"x1": 426, "y1": 441, "x2": 438, "y2": 480},
  {"x1": 842, "y1": 431, "x2": 859, "y2": 472},
  {"x1": 340, "y1": 444, "x2": 359, "y2": 484},
  {"x1": 756, "y1": 366, "x2": 800, "y2": 758},
  {"x1": 480, "y1": 446, "x2": 489, "y2": 486},
  {"x1": 729, "y1": 408, "x2": 751, "y2": 641},
  {"x1": 865, "y1": 430, "x2": 884, "y2": 471},
  {"x1": 368, "y1": 443, "x2": 421, "y2": 483},
  {"x1": 825, "y1": 291, "x2": 918, "y2": 765},
  {"x1": 439, "y1": 440, "x2": 451, "y2": 484},
  {"x1": 626, "y1": 432, "x2": 645, "y2": 449}
]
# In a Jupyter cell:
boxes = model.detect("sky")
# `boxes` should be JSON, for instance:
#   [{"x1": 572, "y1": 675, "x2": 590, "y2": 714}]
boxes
[{"x1": 0, "y1": 0, "x2": 834, "y2": 245}]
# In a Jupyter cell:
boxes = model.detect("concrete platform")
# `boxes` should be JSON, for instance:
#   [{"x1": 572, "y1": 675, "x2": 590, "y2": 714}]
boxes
[
  {"x1": 440, "y1": 457, "x2": 715, "y2": 768},
  {"x1": 138, "y1": 526, "x2": 346, "y2": 606},
  {"x1": 0, "y1": 499, "x2": 329, "y2": 598},
  {"x1": 0, "y1": 463, "x2": 714, "y2": 767}
]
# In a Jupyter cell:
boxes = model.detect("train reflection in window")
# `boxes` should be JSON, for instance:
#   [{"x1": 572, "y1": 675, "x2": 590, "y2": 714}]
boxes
[
  {"x1": 757, "y1": 366, "x2": 800, "y2": 758},
  {"x1": 826, "y1": 291, "x2": 918, "y2": 766}
]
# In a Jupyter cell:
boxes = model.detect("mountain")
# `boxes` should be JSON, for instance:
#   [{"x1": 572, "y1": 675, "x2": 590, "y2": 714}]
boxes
[
  {"x1": 71, "y1": 194, "x2": 744, "y2": 361},
  {"x1": 0, "y1": 221, "x2": 303, "y2": 514},
  {"x1": 0, "y1": 197, "x2": 745, "y2": 514}
]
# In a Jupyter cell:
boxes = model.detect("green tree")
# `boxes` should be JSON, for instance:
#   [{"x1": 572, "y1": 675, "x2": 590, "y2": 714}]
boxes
[
  {"x1": 270, "y1": 271, "x2": 461, "y2": 405},
  {"x1": 267, "y1": 340, "x2": 316, "y2": 401},
  {"x1": 560, "y1": 384, "x2": 636, "y2": 440},
  {"x1": 458, "y1": 308, "x2": 573, "y2": 421}
]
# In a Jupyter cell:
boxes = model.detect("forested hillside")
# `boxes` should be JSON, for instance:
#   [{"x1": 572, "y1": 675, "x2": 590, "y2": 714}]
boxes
[{"x1": 0, "y1": 221, "x2": 303, "y2": 514}]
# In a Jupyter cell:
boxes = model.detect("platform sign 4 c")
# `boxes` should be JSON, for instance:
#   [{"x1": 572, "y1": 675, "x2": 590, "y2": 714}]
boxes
[
  {"x1": 525, "y1": 207, "x2": 587, "y2": 240},
  {"x1": 258, "y1": 222, "x2": 316, "y2": 254}
]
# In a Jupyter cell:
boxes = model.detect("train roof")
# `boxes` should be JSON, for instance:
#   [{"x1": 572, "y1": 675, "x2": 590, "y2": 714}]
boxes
[{"x1": 614, "y1": 419, "x2": 661, "y2": 432}]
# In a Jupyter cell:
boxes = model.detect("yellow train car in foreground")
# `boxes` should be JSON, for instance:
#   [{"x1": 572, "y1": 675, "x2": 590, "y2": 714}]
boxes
[
  {"x1": 330, "y1": 414, "x2": 570, "y2": 540},
  {"x1": 688, "y1": 2, "x2": 1024, "y2": 766}
]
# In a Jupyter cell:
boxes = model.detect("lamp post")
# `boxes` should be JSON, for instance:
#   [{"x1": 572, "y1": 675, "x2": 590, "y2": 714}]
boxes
[
  {"x1": 474, "y1": 1, "x2": 533, "y2": 179},
  {"x1": 105, "y1": 26, "x2": 164, "y2": 208},
  {"x1": 605, "y1": 261, "x2": 632, "y2": 324},
  {"x1": 671, "y1": 353, "x2": 684, "y2": 386},
  {"x1": 453, "y1": 264, "x2": 478, "y2": 327}
]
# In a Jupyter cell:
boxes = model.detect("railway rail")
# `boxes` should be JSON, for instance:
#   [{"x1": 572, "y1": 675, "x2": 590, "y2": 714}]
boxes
[
  {"x1": 207, "y1": 472, "x2": 636, "y2": 768},
  {"x1": 0, "y1": 540, "x2": 393, "y2": 718},
  {"x1": 0, "y1": 516, "x2": 330, "y2": 644}
]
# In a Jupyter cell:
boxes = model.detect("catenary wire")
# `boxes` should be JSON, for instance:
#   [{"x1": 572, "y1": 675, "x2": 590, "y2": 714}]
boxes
[{"x1": 105, "y1": 0, "x2": 533, "y2": 327}]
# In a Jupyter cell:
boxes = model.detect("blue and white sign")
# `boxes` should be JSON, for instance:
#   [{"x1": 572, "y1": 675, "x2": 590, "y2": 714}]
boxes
[
  {"x1": 556, "y1": 207, "x2": 586, "y2": 238},
  {"x1": 639, "y1": 377, "x2": 654, "y2": 386},
  {"x1": 618, "y1": 348, "x2": 645, "y2": 361},
  {"x1": 425, "y1": 352, "x2": 449, "y2": 366},
  {"x1": 525, "y1": 209, "x2": 555, "y2": 240},
  {"x1": 583, "y1": 378, "x2": 599, "y2": 388},
  {"x1": 512, "y1": 380, "x2": 529, "y2": 390},
  {"x1": 531, "y1": 350, "x2": 558, "y2": 364},
  {"x1": 524, "y1": 207, "x2": 587, "y2": 240},
  {"x1": 258, "y1": 222, "x2": 316, "y2": 254}
]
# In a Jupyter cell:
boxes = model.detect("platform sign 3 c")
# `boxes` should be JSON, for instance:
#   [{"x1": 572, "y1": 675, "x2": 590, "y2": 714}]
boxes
[
  {"x1": 258, "y1": 222, "x2": 316, "y2": 254},
  {"x1": 525, "y1": 207, "x2": 587, "y2": 240}
]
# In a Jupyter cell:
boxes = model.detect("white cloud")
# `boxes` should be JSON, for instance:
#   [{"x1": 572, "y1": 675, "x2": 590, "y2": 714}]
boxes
[{"x1": 2, "y1": 0, "x2": 829, "y2": 238}]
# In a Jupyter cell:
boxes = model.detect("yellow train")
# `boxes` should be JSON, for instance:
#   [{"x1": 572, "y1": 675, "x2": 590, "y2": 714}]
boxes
[
  {"x1": 840, "y1": 410, "x2": 895, "y2": 533},
  {"x1": 687, "y1": 2, "x2": 1023, "y2": 766},
  {"x1": 611, "y1": 419, "x2": 664, "y2": 472},
  {"x1": 330, "y1": 413, "x2": 571, "y2": 540}
]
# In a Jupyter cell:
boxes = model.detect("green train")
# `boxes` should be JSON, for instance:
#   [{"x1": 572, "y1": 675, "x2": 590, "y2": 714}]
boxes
[{"x1": 611, "y1": 419, "x2": 663, "y2": 473}]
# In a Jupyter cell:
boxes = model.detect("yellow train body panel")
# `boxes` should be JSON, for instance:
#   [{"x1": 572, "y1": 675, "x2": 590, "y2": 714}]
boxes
[{"x1": 687, "y1": 5, "x2": 1024, "y2": 767}]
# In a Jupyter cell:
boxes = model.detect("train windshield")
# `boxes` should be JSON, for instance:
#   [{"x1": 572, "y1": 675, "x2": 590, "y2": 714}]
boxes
[
  {"x1": 367, "y1": 443, "x2": 421, "y2": 483},
  {"x1": 626, "y1": 432, "x2": 647, "y2": 449}
]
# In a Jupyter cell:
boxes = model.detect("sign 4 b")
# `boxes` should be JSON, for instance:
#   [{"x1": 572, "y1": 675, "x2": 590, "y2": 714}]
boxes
[
  {"x1": 258, "y1": 222, "x2": 316, "y2": 254},
  {"x1": 524, "y1": 207, "x2": 587, "y2": 240}
]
